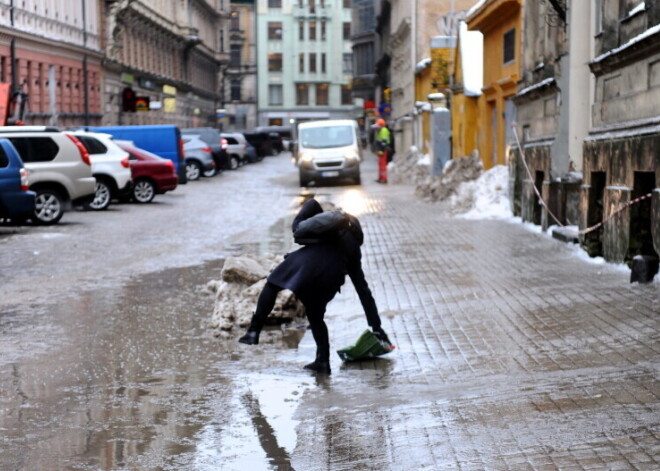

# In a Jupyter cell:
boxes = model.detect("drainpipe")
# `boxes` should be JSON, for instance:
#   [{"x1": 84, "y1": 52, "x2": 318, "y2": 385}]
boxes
[
  {"x1": 9, "y1": 0, "x2": 18, "y2": 117},
  {"x1": 82, "y1": 0, "x2": 90, "y2": 126},
  {"x1": 412, "y1": 0, "x2": 417, "y2": 149}
]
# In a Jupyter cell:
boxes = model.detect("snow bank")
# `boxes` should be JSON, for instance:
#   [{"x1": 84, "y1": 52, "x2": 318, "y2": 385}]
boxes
[
  {"x1": 206, "y1": 255, "x2": 306, "y2": 338},
  {"x1": 455, "y1": 165, "x2": 513, "y2": 219}
]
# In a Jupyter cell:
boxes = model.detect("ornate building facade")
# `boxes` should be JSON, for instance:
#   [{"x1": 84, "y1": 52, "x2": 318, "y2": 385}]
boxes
[
  {"x1": 103, "y1": 0, "x2": 229, "y2": 128},
  {"x1": 0, "y1": 0, "x2": 103, "y2": 127},
  {"x1": 222, "y1": 0, "x2": 257, "y2": 131}
]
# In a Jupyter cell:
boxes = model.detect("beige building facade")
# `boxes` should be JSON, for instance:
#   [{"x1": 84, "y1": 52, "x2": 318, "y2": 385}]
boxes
[
  {"x1": 103, "y1": 0, "x2": 229, "y2": 128},
  {"x1": 223, "y1": 0, "x2": 257, "y2": 131},
  {"x1": 0, "y1": 0, "x2": 104, "y2": 127},
  {"x1": 386, "y1": 0, "x2": 477, "y2": 169}
]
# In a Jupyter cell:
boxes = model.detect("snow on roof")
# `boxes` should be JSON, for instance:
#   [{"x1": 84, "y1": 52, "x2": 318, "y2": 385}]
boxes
[
  {"x1": 466, "y1": 0, "x2": 488, "y2": 19},
  {"x1": 628, "y1": 1, "x2": 645, "y2": 17},
  {"x1": 459, "y1": 21, "x2": 483, "y2": 96},
  {"x1": 415, "y1": 58, "x2": 431, "y2": 74},
  {"x1": 516, "y1": 77, "x2": 555, "y2": 97},
  {"x1": 593, "y1": 23, "x2": 660, "y2": 63}
]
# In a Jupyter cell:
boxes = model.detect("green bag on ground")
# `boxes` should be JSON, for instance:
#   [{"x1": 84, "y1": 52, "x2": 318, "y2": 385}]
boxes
[{"x1": 336, "y1": 329, "x2": 394, "y2": 362}]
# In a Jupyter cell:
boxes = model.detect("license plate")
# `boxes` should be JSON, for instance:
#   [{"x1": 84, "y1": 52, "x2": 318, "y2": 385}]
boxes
[{"x1": 321, "y1": 171, "x2": 339, "y2": 177}]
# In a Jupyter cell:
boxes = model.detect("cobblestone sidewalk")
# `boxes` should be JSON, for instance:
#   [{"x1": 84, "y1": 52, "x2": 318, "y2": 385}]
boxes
[{"x1": 279, "y1": 167, "x2": 659, "y2": 470}]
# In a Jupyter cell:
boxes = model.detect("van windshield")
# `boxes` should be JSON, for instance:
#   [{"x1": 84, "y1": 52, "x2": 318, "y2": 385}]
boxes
[{"x1": 300, "y1": 125, "x2": 354, "y2": 149}]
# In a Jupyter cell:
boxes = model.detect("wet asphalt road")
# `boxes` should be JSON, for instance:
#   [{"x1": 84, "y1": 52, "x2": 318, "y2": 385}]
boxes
[{"x1": 1, "y1": 152, "x2": 659, "y2": 470}]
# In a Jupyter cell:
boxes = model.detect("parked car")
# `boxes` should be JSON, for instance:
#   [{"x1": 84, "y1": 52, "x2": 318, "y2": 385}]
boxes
[
  {"x1": 70, "y1": 131, "x2": 132, "y2": 210},
  {"x1": 245, "y1": 142, "x2": 259, "y2": 163},
  {"x1": 221, "y1": 132, "x2": 249, "y2": 168},
  {"x1": 182, "y1": 135, "x2": 216, "y2": 181},
  {"x1": 296, "y1": 119, "x2": 362, "y2": 186},
  {"x1": 0, "y1": 138, "x2": 35, "y2": 223},
  {"x1": 115, "y1": 140, "x2": 178, "y2": 203},
  {"x1": 0, "y1": 126, "x2": 96, "y2": 224},
  {"x1": 182, "y1": 127, "x2": 228, "y2": 175},
  {"x1": 256, "y1": 125, "x2": 293, "y2": 152},
  {"x1": 239, "y1": 130, "x2": 273, "y2": 158},
  {"x1": 86, "y1": 125, "x2": 187, "y2": 184}
]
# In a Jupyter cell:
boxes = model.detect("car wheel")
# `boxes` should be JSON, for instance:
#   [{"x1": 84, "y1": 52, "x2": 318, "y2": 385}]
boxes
[
  {"x1": 86, "y1": 179, "x2": 112, "y2": 210},
  {"x1": 229, "y1": 155, "x2": 239, "y2": 170},
  {"x1": 132, "y1": 179, "x2": 156, "y2": 203},
  {"x1": 186, "y1": 160, "x2": 202, "y2": 181},
  {"x1": 299, "y1": 174, "x2": 308, "y2": 187},
  {"x1": 33, "y1": 188, "x2": 64, "y2": 225},
  {"x1": 354, "y1": 174, "x2": 361, "y2": 185},
  {"x1": 203, "y1": 167, "x2": 218, "y2": 177}
]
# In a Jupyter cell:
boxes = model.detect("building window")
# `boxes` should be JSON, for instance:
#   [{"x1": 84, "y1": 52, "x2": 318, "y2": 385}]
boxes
[
  {"x1": 309, "y1": 22, "x2": 317, "y2": 40},
  {"x1": 316, "y1": 83, "x2": 329, "y2": 105},
  {"x1": 309, "y1": 53, "x2": 317, "y2": 73},
  {"x1": 230, "y1": 11, "x2": 240, "y2": 31},
  {"x1": 296, "y1": 83, "x2": 309, "y2": 105},
  {"x1": 343, "y1": 53, "x2": 353, "y2": 73},
  {"x1": 230, "y1": 45, "x2": 241, "y2": 67},
  {"x1": 299, "y1": 21, "x2": 305, "y2": 40},
  {"x1": 268, "y1": 53, "x2": 283, "y2": 72},
  {"x1": 321, "y1": 53, "x2": 326, "y2": 73},
  {"x1": 341, "y1": 84, "x2": 352, "y2": 104},
  {"x1": 321, "y1": 21, "x2": 326, "y2": 40},
  {"x1": 269, "y1": 84, "x2": 283, "y2": 105},
  {"x1": 299, "y1": 53, "x2": 305, "y2": 72},
  {"x1": 309, "y1": 0, "x2": 315, "y2": 13},
  {"x1": 343, "y1": 0, "x2": 351, "y2": 8},
  {"x1": 268, "y1": 22, "x2": 283, "y2": 40},
  {"x1": 343, "y1": 22, "x2": 351, "y2": 40},
  {"x1": 231, "y1": 80, "x2": 241, "y2": 101},
  {"x1": 503, "y1": 28, "x2": 515, "y2": 64},
  {"x1": 320, "y1": 0, "x2": 325, "y2": 6},
  {"x1": 299, "y1": 0, "x2": 303, "y2": 7},
  {"x1": 268, "y1": 0, "x2": 282, "y2": 7}
]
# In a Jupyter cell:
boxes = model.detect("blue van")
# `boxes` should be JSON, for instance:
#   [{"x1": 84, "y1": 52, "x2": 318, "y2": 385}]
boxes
[
  {"x1": 0, "y1": 138, "x2": 36, "y2": 221},
  {"x1": 86, "y1": 125, "x2": 187, "y2": 183}
]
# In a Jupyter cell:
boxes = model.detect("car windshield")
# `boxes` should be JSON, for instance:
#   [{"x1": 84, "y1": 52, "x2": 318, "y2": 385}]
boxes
[{"x1": 299, "y1": 125, "x2": 353, "y2": 149}]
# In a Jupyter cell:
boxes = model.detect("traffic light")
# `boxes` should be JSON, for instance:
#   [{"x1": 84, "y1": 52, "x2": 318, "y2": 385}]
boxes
[{"x1": 121, "y1": 87, "x2": 136, "y2": 112}]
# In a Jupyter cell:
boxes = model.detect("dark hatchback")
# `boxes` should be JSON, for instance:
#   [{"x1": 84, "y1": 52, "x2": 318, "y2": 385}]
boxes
[{"x1": 0, "y1": 138, "x2": 35, "y2": 222}]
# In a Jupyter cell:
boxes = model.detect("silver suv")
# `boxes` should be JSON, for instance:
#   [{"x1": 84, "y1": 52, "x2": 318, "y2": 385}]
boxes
[
  {"x1": 0, "y1": 126, "x2": 96, "y2": 224},
  {"x1": 221, "y1": 132, "x2": 249, "y2": 169},
  {"x1": 70, "y1": 131, "x2": 132, "y2": 210}
]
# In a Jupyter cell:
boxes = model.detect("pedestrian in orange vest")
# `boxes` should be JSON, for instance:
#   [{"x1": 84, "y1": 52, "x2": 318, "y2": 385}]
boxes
[{"x1": 374, "y1": 118, "x2": 391, "y2": 183}]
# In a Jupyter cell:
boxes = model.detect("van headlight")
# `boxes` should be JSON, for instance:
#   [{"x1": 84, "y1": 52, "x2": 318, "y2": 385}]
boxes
[
  {"x1": 299, "y1": 152, "x2": 314, "y2": 168},
  {"x1": 344, "y1": 151, "x2": 360, "y2": 166}
]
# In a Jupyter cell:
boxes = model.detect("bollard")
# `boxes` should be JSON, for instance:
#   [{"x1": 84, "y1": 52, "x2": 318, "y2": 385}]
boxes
[{"x1": 630, "y1": 255, "x2": 659, "y2": 284}]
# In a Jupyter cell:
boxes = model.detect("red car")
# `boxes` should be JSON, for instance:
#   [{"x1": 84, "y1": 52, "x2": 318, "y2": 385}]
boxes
[{"x1": 115, "y1": 140, "x2": 178, "y2": 203}]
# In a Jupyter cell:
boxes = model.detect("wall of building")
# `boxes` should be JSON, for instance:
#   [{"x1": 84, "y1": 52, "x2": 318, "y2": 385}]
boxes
[
  {"x1": 0, "y1": 0, "x2": 103, "y2": 126},
  {"x1": 580, "y1": 0, "x2": 660, "y2": 264},
  {"x1": 257, "y1": 0, "x2": 354, "y2": 126},
  {"x1": 103, "y1": 0, "x2": 227, "y2": 128}
]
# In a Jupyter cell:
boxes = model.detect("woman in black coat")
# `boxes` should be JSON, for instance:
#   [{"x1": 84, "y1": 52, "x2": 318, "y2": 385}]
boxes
[{"x1": 238, "y1": 198, "x2": 389, "y2": 374}]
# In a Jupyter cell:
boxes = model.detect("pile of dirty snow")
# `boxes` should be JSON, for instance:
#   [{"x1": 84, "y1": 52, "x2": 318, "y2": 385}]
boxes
[
  {"x1": 415, "y1": 151, "x2": 483, "y2": 203},
  {"x1": 452, "y1": 165, "x2": 512, "y2": 219},
  {"x1": 414, "y1": 151, "x2": 513, "y2": 219},
  {"x1": 205, "y1": 255, "x2": 305, "y2": 338},
  {"x1": 388, "y1": 146, "x2": 432, "y2": 185}
]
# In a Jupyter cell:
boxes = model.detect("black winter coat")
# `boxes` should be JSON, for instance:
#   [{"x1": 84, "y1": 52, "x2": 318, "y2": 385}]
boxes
[{"x1": 267, "y1": 199, "x2": 381, "y2": 329}]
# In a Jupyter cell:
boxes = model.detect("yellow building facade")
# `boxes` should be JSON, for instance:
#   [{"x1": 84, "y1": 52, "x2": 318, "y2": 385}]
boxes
[{"x1": 465, "y1": 0, "x2": 521, "y2": 170}]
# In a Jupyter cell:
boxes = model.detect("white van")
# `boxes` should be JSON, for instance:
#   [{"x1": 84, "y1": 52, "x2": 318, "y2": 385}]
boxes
[{"x1": 296, "y1": 119, "x2": 362, "y2": 186}]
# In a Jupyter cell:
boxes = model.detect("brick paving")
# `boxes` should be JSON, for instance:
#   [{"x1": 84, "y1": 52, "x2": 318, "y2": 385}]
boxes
[{"x1": 278, "y1": 157, "x2": 660, "y2": 470}]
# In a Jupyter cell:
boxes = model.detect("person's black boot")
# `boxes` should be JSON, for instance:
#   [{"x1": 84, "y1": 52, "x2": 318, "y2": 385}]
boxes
[
  {"x1": 238, "y1": 330, "x2": 260, "y2": 345},
  {"x1": 304, "y1": 351, "x2": 331, "y2": 374},
  {"x1": 303, "y1": 359, "x2": 331, "y2": 374}
]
